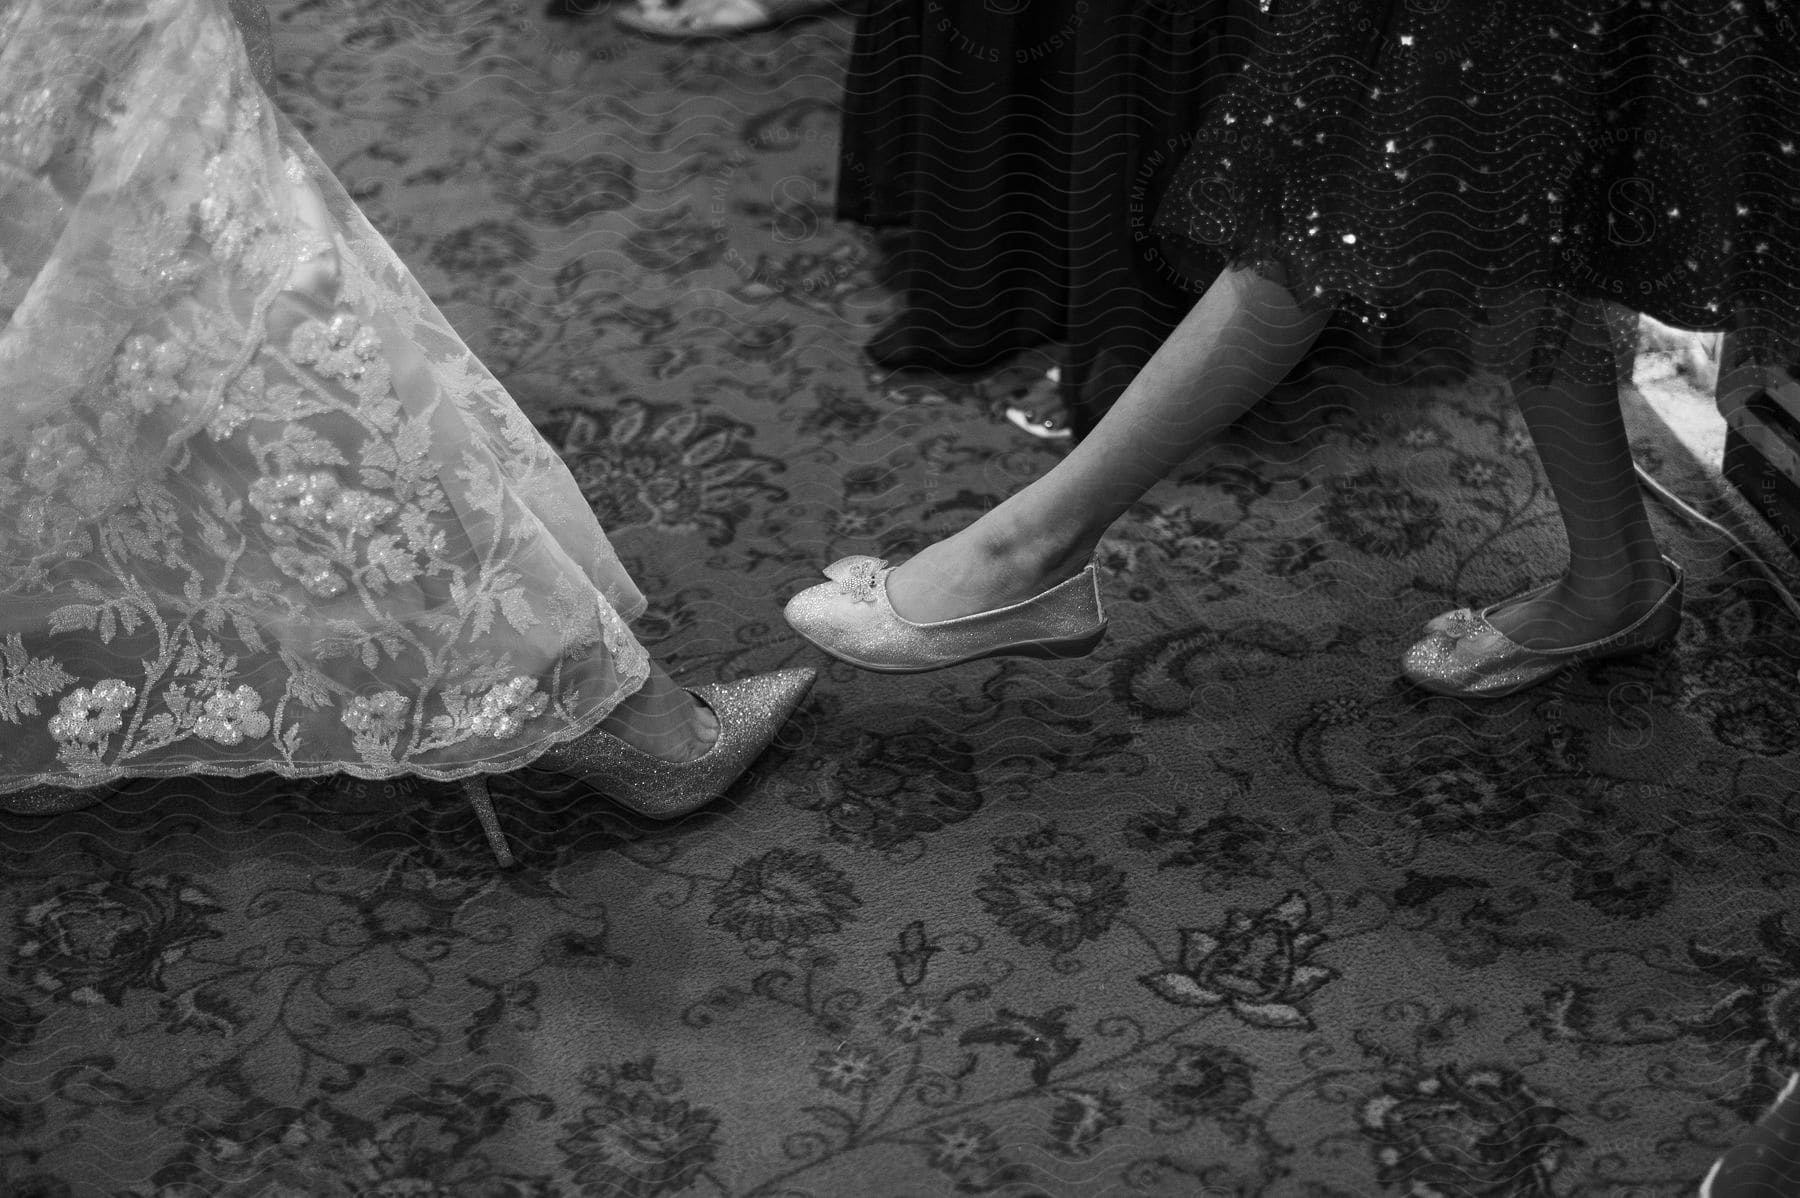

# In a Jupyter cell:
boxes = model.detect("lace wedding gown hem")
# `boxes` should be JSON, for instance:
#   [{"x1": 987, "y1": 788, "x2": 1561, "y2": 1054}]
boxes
[{"x1": 0, "y1": 0, "x2": 653, "y2": 792}]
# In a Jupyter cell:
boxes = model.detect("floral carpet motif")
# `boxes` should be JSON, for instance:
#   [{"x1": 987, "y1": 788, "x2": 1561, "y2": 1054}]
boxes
[{"x1": 4, "y1": 3, "x2": 1800, "y2": 1195}]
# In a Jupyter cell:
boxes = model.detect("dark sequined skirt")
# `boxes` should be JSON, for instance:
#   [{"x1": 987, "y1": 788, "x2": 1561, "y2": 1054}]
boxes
[{"x1": 1153, "y1": 0, "x2": 1800, "y2": 384}]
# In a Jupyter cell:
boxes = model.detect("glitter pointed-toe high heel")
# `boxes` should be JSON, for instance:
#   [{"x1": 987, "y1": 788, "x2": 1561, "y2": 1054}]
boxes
[
  {"x1": 783, "y1": 555, "x2": 1107, "y2": 674},
  {"x1": 459, "y1": 667, "x2": 817, "y2": 867},
  {"x1": 1402, "y1": 557, "x2": 1683, "y2": 699}
]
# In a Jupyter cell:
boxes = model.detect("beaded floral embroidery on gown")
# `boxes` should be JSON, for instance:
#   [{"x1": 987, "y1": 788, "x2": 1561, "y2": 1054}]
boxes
[{"x1": 0, "y1": 0, "x2": 651, "y2": 793}]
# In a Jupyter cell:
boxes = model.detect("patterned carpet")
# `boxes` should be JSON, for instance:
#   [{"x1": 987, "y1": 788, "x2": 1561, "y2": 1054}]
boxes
[{"x1": 5, "y1": 3, "x2": 1800, "y2": 1195}]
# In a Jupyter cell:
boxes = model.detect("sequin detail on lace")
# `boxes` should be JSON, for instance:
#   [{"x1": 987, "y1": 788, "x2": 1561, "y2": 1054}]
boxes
[
  {"x1": 193, "y1": 685, "x2": 271, "y2": 746},
  {"x1": 0, "y1": 0, "x2": 651, "y2": 790},
  {"x1": 343, "y1": 692, "x2": 410, "y2": 738},
  {"x1": 47, "y1": 681, "x2": 136, "y2": 747},
  {"x1": 469, "y1": 678, "x2": 550, "y2": 740}
]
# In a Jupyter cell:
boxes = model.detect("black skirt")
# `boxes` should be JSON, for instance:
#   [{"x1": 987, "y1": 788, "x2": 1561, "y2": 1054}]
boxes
[
  {"x1": 1153, "y1": 0, "x2": 1800, "y2": 385},
  {"x1": 836, "y1": 0, "x2": 1258, "y2": 438}
]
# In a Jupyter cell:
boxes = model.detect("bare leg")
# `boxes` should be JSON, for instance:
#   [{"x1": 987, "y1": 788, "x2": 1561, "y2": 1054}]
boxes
[
  {"x1": 1480, "y1": 292, "x2": 1672, "y2": 647},
  {"x1": 885, "y1": 265, "x2": 1333, "y2": 622}
]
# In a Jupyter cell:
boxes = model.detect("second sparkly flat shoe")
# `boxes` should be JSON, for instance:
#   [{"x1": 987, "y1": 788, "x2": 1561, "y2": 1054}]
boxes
[
  {"x1": 459, "y1": 668, "x2": 816, "y2": 866},
  {"x1": 783, "y1": 555, "x2": 1107, "y2": 673},
  {"x1": 1402, "y1": 558, "x2": 1684, "y2": 699}
]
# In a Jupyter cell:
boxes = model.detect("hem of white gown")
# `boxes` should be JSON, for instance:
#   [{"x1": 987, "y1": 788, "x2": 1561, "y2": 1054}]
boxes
[{"x1": 0, "y1": 653, "x2": 655, "y2": 793}]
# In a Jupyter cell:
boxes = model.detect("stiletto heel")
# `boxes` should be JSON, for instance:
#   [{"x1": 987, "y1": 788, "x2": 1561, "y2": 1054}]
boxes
[{"x1": 460, "y1": 775, "x2": 516, "y2": 867}]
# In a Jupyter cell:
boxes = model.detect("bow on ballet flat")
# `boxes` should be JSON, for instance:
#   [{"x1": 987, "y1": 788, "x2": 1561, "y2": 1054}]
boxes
[{"x1": 822, "y1": 556, "x2": 887, "y2": 605}]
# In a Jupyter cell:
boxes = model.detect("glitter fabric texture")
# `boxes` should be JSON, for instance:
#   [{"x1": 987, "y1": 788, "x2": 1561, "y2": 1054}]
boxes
[{"x1": 1153, "y1": 0, "x2": 1800, "y2": 387}]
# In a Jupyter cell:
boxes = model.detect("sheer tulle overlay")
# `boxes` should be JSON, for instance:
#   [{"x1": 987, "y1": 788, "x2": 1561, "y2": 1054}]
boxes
[
  {"x1": 1153, "y1": 0, "x2": 1800, "y2": 387},
  {"x1": 0, "y1": 0, "x2": 651, "y2": 791}
]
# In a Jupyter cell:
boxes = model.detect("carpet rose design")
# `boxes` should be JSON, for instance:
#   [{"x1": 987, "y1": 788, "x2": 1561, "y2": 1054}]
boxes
[
  {"x1": 1682, "y1": 910, "x2": 1800, "y2": 1117},
  {"x1": 1554, "y1": 824, "x2": 1676, "y2": 920},
  {"x1": 1369, "y1": 733, "x2": 1548, "y2": 834},
  {"x1": 1360, "y1": 1065, "x2": 1582, "y2": 1197},
  {"x1": 725, "y1": 319, "x2": 796, "y2": 362},
  {"x1": 1132, "y1": 507, "x2": 1246, "y2": 577},
  {"x1": 352, "y1": 866, "x2": 494, "y2": 946},
  {"x1": 811, "y1": 1044, "x2": 889, "y2": 1094},
  {"x1": 542, "y1": 401, "x2": 787, "y2": 547},
  {"x1": 1449, "y1": 452, "x2": 1508, "y2": 489},
  {"x1": 622, "y1": 208, "x2": 729, "y2": 275},
  {"x1": 558, "y1": 1059, "x2": 720, "y2": 1198},
  {"x1": 1123, "y1": 807, "x2": 1282, "y2": 879},
  {"x1": 960, "y1": 1006, "x2": 1082, "y2": 1088},
  {"x1": 159, "y1": 977, "x2": 248, "y2": 1037},
  {"x1": 727, "y1": 247, "x2": 866, "y2": 313},
  {"x1": 512, "y1": 153, "x2": 638, "y2": 224},
  {"x1": 1393, "y1": 763, "x2": 1533, "y2": 832},
  {"x1": 924, "y1": 1120, "x2": 1003, "y2": 1187},
  {"x1": 155, "y1": 1082, "x2": 556, "y2": 1198},
  {"x1": 1139, "y1": 891, "x2": 1339, "y2": 1029},
  {"x1": 709, "y1": 847, "x2": 860, "y2": 947},
  {"x1": 877, "y1": 996, "x2": 951, "y2": 1040},
  {"x1": 797, "y1": 384, "x2": 887, "y2": 439},
  {"x1": 975, "y1": 826, "x2": 1128, "y2": 955},
  {"x1": 428, "y1": 220, "x2": 536, "y2": 276},
  {"x1": 1680, "y1": 659, "x2": 1800, "y2": 756},
  {"x1": 1150, "y1": 1043, "x2": 1257, "y2": 1119},
  {"x1": 809, "y1": 722, "x2": 983, "y2": 850},
  {"x1": 14, "y1": 874, "x2": 225, "y2": 1006},
  {"x1": 1047, "y1": 1087, "x2": 1125, "y2": 1159},
  {"x1": 1706, "y1": 689, "x2": 1800, "y2": 755},
  {"x1": 1675, "y1": 602, "x2": 1800, "y2": 755},
  {"x1": 1323, "y1": 466, "x2": 1443, "y2": 559}
]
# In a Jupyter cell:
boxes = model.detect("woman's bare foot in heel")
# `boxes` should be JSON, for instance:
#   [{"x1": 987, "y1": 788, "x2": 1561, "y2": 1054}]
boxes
[{"x1": 594, "y1": 663, "x2": 720, "y2": 763}]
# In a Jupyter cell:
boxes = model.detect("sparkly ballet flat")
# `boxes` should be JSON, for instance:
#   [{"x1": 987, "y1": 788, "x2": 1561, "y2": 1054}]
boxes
[
  {"x1": 1401, "y1": 558, "x2": 1684, "y2": 699},
  {"x1": 459, "y1": 668, "x2": 816, "y2": 867},
  {"x1": 782, "y1": 555, "x2": 1107, "y2": 674},
  {"x1": 0, "y1": 783, "x2": 117, "y2": 816}
]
